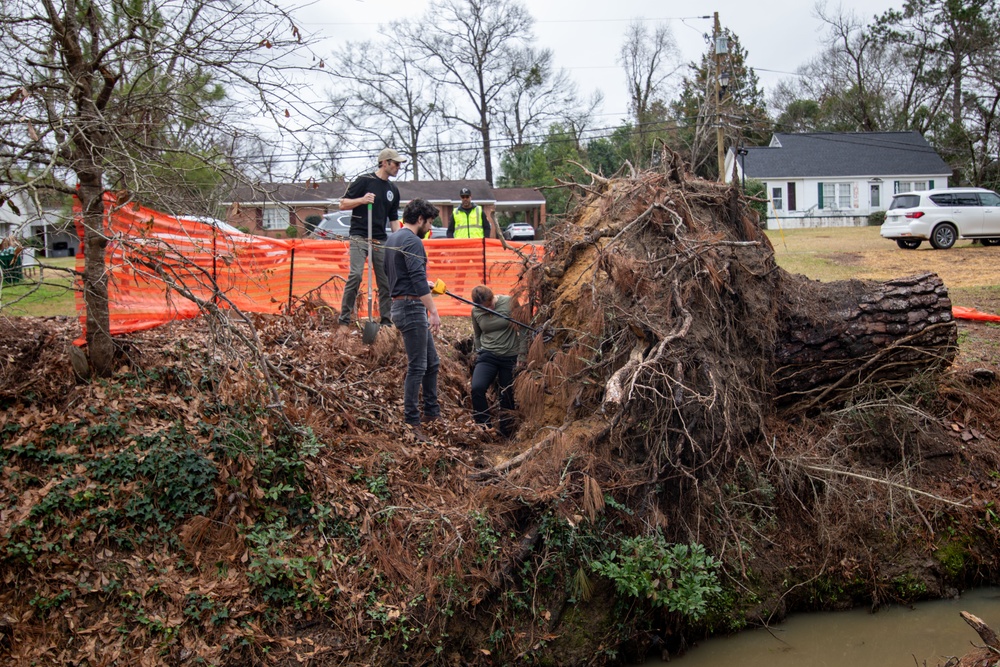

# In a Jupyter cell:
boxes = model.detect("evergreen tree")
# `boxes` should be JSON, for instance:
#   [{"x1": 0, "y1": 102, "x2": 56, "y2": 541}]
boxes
[{"x1": 668, "y1": 29, "x2": 770, "y2": 179}]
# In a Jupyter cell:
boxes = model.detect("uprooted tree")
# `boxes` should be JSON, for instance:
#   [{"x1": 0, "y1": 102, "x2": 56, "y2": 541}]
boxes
[{"x1": 505, "y1": 152, "x2": 956, "y2": 476}]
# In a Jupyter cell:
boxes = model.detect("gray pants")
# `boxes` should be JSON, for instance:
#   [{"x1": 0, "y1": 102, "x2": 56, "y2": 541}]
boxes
[{"x1": 339, "y1": 236, "x2": 392, "y2": 325}]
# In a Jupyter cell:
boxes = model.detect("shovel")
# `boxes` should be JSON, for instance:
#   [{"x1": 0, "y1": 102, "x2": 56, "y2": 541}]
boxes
[
  {"x1": 362, "y1": 203, "x2": 380, "y2": 345},
  {"x1": 430, "y1": 279, "x2": 538, "y2": 333}
]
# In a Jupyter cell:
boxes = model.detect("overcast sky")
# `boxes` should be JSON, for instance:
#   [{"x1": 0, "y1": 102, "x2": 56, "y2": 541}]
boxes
[
  {"x1": 282, "y1": 0, "x2": 903, "y2": 176},
  {"x1": 298, "y1": 0, "x2": 902, "y2": 114}
]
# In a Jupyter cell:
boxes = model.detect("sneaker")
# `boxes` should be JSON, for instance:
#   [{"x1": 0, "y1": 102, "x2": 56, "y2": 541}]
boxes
[
  {"x1": 338, "y1": 319, "x2": 353, "y2": 327},
  {"x1": 380, "y1": 319, "x2": 393, "y2": 327},
  {"x1": 421, "y1": 414, "x2": 440, "y2": 424}
]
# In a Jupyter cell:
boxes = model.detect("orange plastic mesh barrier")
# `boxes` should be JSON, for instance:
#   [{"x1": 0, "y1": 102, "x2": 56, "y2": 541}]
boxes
[
  {"x1": 74, "y1": 196, "x2": 542, "y2": 338},
  {"x1": 953, "y1": 306, "x2": 1000, "y2": 323}
]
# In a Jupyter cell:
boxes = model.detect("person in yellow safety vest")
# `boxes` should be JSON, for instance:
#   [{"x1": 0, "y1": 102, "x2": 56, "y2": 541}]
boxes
[{"x1": 447, "y1": 187, "x2": 495, "y2": 238}]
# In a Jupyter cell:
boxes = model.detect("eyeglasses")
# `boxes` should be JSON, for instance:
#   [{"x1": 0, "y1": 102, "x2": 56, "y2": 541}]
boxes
[{"x1": 460, "y1": 195, "x2": 471, "y2": 198}]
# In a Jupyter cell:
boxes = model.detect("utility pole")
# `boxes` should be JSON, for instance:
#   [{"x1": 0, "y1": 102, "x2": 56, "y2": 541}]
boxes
[{"x1": 714, "y1": 12, "x2": 725, "y2": 181}]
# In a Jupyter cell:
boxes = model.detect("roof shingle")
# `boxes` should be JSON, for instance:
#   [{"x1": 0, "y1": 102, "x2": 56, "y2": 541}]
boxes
[{"x1": 742, "y1": 131, "x2": 951, "y2": 179}]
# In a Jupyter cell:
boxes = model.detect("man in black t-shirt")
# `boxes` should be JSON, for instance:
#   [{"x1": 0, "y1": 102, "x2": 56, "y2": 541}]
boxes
[
  {"x1": 337, "y1": 148, "x2": 405, "y2": 327},
  {"x1": 385, "y1": 198, "x2": 441, "y2": 436}
]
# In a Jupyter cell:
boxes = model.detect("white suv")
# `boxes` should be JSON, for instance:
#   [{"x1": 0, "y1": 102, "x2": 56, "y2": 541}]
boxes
[
  {"x1": 503, "y1": 222, "x2": 535, "y2": 241},
  {"x1": 880, "y1": 187, "x2": 1000, "y2": 250}
]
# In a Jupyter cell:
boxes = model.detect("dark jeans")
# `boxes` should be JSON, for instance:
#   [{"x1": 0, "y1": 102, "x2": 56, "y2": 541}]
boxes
[
  {"x1": 471, "y1": 350, "x2": 517, "y2": 433},
  {"x1": 339, "y1": 236, "x2": 392, "y2": 325},
  {"x1": 391, "y1": 300, "x2": 440, "y2": 425}
]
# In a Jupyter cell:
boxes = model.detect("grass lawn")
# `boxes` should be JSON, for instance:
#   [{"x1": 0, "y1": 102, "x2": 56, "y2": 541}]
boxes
[
  {"x1": 1, "y1": 256, "x2": 78, "y2": 317},
  {"x1": 767, "y1": 226, "x2": 1000, "y2": 313}
]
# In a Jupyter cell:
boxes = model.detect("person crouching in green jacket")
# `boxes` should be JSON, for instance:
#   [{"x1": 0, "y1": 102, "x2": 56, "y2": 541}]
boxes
[{"x1": 470, "y1": 285, "x2": 523, "y2": 437}]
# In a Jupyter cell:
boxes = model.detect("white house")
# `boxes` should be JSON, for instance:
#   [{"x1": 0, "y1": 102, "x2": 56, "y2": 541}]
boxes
[
  {"x1": 1, "y1": 187, "x2": 79, "y2": 257},
  {"x1": 725, "y1": 132, "x2": 952, "y2": 229}
]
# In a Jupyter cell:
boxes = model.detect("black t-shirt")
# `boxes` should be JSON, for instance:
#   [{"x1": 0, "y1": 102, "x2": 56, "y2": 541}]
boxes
[
  {"x1": 342, "y1": 172, "x2": 400, "y2": 241},
  {"x1": 385, "y1": 228, "x2": 431, "y2": 298}
]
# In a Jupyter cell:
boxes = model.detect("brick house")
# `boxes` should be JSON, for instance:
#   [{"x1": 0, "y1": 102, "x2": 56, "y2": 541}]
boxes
[{"x1": 222, "y1": 180, "x2": 546, "y2": 238}]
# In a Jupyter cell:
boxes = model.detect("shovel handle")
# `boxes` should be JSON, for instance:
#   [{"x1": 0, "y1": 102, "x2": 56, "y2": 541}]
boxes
[{"x1": 366, "y1": 204, "x2": 374, "y2": 323}]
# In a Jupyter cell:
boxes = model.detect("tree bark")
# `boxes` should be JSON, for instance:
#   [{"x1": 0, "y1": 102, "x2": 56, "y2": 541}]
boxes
[
  {"x1": 772, "y1": 272, "x2": 957, "y2": 407},
  {"x1": 78, "y1": 177, "x2": 115, "y2": 377}
]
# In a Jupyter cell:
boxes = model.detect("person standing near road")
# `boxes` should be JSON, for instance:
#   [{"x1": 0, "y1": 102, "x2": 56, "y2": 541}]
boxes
[
  {"x1": 447, "y1": 187, "x2": 494, "y2": 238},
  {"x1": 338, "y1": 148, "x2": 405, "y2": 327},
  {"x1": 469, "y1": 285, "x2": 523, "y2": 437},
  {"x1": 385, "y1": 198, "x2": 442, "y2": 438}
]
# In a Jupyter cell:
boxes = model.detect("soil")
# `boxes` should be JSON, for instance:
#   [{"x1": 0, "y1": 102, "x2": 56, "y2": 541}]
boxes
[{"x1": 2, "y1": 163, "x2": 1000, "y2": 666}]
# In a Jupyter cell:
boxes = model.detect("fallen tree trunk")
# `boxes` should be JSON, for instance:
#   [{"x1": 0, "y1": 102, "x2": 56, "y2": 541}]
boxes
[{"x1": 773, "y1": 272, "x2": 957, "y2": 408}]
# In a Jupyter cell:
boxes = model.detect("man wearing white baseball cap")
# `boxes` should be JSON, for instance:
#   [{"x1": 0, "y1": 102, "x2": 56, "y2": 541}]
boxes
[{"x1": 337, "y1": 148, "x2": 407, "y2": 327}]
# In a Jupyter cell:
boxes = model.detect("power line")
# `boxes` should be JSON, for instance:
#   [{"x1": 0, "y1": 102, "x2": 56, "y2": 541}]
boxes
[{"x1": 308, "y1": 16, "x2": 712, "y2": 27}]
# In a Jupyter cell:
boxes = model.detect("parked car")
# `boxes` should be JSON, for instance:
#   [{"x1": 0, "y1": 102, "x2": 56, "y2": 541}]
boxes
[
  {"x1": 310, "y1": 211, "x2": 394, "y2": 239},
  {"x1": 179, "y1": 216, "x2": 246, "y2": 236},
  {"x1": 880, "y1": 188, "x2": 1000, "y2": 249},
  {"x1": 503, "y1": 222, "x2": 535, "y2": 241},
  {"x1": 427, "y1": 225, "x2": 448, "y2": 239},
  {"x1": 310, "y1": 211, "x2": 352, "y2": 238}
]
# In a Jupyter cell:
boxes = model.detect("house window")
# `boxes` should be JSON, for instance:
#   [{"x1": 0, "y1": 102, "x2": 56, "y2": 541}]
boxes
[
  {"x1": 822, "y1": 182, "x2": 852, "y2": 209},
  {"x1": 262, "y1": 207, "x2": 288, "y2": 230},
  {"x1": 896, "y1": 181, "x2": 928, "y2": 193},
  {"x1": 772, "y1": 187, "x2": 783, "y2": 210}
]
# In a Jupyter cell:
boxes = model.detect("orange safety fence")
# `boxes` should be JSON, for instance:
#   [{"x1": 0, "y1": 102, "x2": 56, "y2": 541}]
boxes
[
  {"x1": 74, "y1": 196, "x2": 543, "y2": 340},
  {"x1": 952, "y1": 306, "x2": 1000, "y2": 323}
]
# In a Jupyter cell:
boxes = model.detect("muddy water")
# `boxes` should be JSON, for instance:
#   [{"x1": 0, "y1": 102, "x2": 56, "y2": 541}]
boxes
[{"x1": 666, "y1": 588, "x2": 1000, "y2": 667}]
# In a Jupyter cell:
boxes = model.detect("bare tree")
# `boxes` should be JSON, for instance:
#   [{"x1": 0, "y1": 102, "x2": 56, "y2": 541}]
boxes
[
  {"x1": 327, "y1": 38, "x2": 443, "y2": 181},
  {"x1": 619, "y1": 20, "x2": 682, "y2": 129},
  {"x1": 0, "y1": 0, "x2": 311, "y2": 375},
  {"x1": 494, "y1": 47, "x2": 586, "y2": 149},
  {"x1": 400, "y1": 0, "x2": 535, "y2": 185}
]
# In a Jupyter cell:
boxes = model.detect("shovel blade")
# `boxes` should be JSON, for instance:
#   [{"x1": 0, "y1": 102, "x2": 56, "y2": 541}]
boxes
[{"x1": 362, "y1": 320, "x2": 381, "y2": 345}]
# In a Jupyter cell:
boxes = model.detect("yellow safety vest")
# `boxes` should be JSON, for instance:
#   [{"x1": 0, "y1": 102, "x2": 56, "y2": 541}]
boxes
[{"x1": 453, "y1": 206, "x2": 485, "y2": 238}]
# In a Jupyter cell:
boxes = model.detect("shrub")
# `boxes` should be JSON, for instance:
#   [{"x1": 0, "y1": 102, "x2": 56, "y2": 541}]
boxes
[
  {"x1": 744, "y1": 178, "x2": 768, "y2": 223},
  {"x1": 868, "y1": 210, "x2": 886, "y2": 226},
  {"x1": 304, "y1": 215, "x2": 321, "y2": 234},
  {"x1": 590, "y1": 533, "x2": 721, "y2": 620},
  {"x1": 284, "y1": 224, "x2": 298, "y2": 238}
]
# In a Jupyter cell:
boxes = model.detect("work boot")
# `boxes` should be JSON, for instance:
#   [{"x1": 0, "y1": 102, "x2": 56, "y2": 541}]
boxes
[{"x1": 408, "y1": 423, "x2": 431, "y2": 443}]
